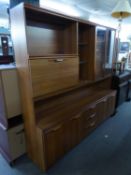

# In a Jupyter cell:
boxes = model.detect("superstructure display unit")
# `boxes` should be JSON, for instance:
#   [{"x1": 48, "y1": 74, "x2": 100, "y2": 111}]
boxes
[{"x1": 10, "y1": 3, "x2": 116, "y2": 171}]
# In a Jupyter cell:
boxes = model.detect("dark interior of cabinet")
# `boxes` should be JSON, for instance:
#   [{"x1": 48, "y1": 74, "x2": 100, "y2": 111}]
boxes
[
  {"x1": 78, "y1": 23, "x2": 95, "y2": 80},
  {"x1": 25, "y1": 8, "x2": 77, "y2": 56},
  {"x1": 8, "y1": 115, "x2": 23, "y2": 128}
]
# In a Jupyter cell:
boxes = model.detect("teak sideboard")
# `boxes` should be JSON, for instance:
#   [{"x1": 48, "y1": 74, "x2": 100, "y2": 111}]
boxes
[{"x1": 10, "y1": 3, "x2": 116, "y2": 171}]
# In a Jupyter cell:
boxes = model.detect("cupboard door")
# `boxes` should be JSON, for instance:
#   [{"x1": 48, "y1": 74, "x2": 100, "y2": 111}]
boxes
[
  {"x1": 105, "y1": 94, "x2": 116, "y2": 118},
  {"x1": 65, "y1": 113, "x2": 83, "y2": 152},
  {"x1": 104, "y1": 30, "x2": 115, "y2": 76},
  {"x1": 29, "y1": 57, "x2": 79, "y2": 97},
  {"x1": 95, "y1": 27, "x2": 115, "y2": 79},
  {"x1": 44, "y1": 123, "x2": 65, "y2": 168},
  {"x1": 95, "y1": 99, "x2": 106, "y2": 123}
]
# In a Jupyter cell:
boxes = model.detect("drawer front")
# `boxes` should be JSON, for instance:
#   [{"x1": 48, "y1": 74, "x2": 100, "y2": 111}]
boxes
[
  {"x1": 29, "y1": 57, "x2": 79, "y2": 97},
  {"x1": 82, "y1": 104, "x2": 98, "y2": 137},
  {"x1": 8, "y1": 124, "x2": 26, "y2": 160}
]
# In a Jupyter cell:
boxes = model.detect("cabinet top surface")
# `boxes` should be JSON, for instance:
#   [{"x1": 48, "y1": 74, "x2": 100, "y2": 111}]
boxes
[
  {"x1": 0, "y1": 63, "x2": 16, "y2": 71},
  {"x1": 37, "y1": 89, "x2": 116, "y2": 130},
  {"x1": 11, "y1": 2, "x2": 116, "y2": 30}
]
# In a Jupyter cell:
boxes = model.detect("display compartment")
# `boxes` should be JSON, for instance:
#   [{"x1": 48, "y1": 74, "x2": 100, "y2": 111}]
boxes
[
  {"x1": 26, "y1": 8, "x2": 78, "y2": 56},
  {"x1": 78, "y1": 23, "x2": 95, "y2": 80}
]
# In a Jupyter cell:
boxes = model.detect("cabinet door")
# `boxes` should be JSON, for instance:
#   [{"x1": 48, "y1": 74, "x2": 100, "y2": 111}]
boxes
[
  {"x1": 44, "y1": 123, "x2": 65, "y2": 168},
  {"x1": 29, "y1": 57, "x2": 79, "y2": 97},
  {"x1": 105, "y1": 93, "x2": 116, "y2": 118},
  {"x1": 96, "y1": 27, "x2": 106, "y2": 79},
  {"x1": 96, "y1": 98, "x2": 107, "y2": 123},
  {"x1": 97, "y1": 94, "x2": 116, "y2": 122},
  {"x1": 64, "y1": 113, "x2": 83, "y2": 152},
  {"x1": 95, "y1": 27, "x2": 115, "y2": 79},
  {"x1": 104, "y1": 30, "x2": 115, "y2": 76}
]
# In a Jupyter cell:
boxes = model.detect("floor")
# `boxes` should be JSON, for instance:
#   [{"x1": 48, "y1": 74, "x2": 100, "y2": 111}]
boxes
[{"x1": 0, "y1": 101, "x2": 131, "y2": 175}]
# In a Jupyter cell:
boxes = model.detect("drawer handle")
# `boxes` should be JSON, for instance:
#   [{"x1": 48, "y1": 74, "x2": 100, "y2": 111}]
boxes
[
  {"x1": 52, "y1": 125, "x2": 62, "y2": 132},
  {"x1": 84, "y1": 121, "x2": 96, "y2": 129},
  {"x1": 16, "y1": 129, "x2": 24, "y2": 135},
  {"x1": 90, "y1": 105, "x2": 96, "y2": 109},
  {"x1": 71, "y1": 114, "x2": 81, "y2": 120},
  {"x1": 89, "y1": 113, "x2": 96, "y2": 119},
  {"x1": 102, "y1": 98, "x2": 107, "y2": 102},
  {"x1": 90, "y1": 121, "x2": 96, "y2": 127},
  {"x1": 54, "y1": 58, "x2": 64, "y2": 62}
]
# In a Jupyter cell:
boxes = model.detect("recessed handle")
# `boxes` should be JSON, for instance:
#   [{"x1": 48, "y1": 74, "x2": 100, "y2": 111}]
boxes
[
  {"x1": 71, "y1": 114, "x2": 81, "y2": 120},
  {"x1": 90, "y1": 121, "x2": 96, "y2": 127},
  {"x1": 51, "y1": 124, "x2": 63, "y2": 132},
  {"x1": 102, "y1": 98, "x2": 107, "y2": 102},
  {"x1": 89, "y1": 113, "x2": 96, "y2": 119},
  {"x1": 54, "y1": 58, "x2": 64, "y2": 62},
  {"x1": 90, "y1": 104, "x2": 96, "y2": 109},
  {"x1": 16, "y1": 129, "x2": 24, "y2": 135}
]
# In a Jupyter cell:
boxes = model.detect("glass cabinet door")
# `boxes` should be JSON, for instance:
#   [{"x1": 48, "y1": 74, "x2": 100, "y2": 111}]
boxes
[
  {"x1": 96, "y1": 27, "x2": 115, "y2": 79},
  {"x1": 96, "y1": 27, "x2": 106, "y2": 79}
]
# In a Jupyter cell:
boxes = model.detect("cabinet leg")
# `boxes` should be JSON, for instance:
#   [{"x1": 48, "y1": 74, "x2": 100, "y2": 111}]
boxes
[{"x1": 9, "y1": 160, "x2": 15, "y2": 167}]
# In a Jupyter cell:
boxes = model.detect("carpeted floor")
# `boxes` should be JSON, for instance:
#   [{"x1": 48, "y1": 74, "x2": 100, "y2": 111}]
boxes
[{"x1": 0, "y1": 101, "x2": 131, "y2": 175}]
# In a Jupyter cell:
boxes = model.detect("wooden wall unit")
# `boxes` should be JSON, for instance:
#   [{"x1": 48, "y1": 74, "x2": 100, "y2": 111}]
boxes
[{"x1": 10, "y1": 3, "x2": 116, "y2": 171}]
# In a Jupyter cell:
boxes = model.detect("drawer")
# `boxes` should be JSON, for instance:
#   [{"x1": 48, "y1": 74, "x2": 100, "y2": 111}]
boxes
[
  {"x1": 29, "y1": 56, "x2": 79, "y2": 97},
  {"x1": 8, "y1": 124, "x2": 26, "y2": 160},
  {"x1": 82, "y1": 104, "x2": 98, "y2": 137}
]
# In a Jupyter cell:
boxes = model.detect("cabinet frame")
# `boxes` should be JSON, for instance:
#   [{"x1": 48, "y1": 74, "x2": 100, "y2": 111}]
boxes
[{"x1": 10, "y1": 3, "x2": 116, "y2": 171}]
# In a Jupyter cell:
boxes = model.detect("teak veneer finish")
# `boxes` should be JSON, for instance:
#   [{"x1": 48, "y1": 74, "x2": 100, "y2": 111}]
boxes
[
  {"x1": 10, "y1": 3, "x2": 116, "y2": 171},
  {"x1": 29, "y1": 56, "x2": 79, "y2": 97}
]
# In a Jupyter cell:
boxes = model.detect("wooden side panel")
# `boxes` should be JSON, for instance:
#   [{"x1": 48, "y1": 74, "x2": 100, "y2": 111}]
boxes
[
  {"x1": 63, "y1": 22, "x2": 78, "y2": 55},
  {"x1": 10, "y1": 4, "x2": 40, "y2": 165},
  {"x1": 0, "y1": 73, "x2": 7, "y2": 127},
  {"x1": 36, "y1": 127, "x2": 46, "y2": 171},
  {"x1": 1, "y1": 69, "x2": 21, "y2": 119},
  {"x1": 29, "y1": 57, "x2": 79, "y2": 97}
]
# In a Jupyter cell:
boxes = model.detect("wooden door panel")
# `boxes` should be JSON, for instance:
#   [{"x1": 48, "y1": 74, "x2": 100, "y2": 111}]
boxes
[
  {"x1": 29, "y1": 56, "x2": 79, "y2": 97},
  {"x1": 44, "y1": 123, "x2": 65, "y2": 168}
]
